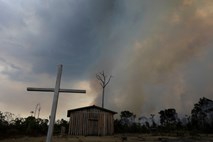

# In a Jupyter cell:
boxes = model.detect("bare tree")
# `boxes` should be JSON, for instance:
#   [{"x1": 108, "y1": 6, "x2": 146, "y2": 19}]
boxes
[{"x1": 96, "y1": 71, "x2": 112, "y2": 108}]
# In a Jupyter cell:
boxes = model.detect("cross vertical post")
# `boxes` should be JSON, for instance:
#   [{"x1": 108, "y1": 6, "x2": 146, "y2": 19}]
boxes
[{"x1": 46, "y1": 64, "x2": 62, "y2": 142}]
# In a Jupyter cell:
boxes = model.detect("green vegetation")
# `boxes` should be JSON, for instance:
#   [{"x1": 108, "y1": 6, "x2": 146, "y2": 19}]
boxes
[{"x1": 0, "y1": 97, "x2": 213, "y2": 139}]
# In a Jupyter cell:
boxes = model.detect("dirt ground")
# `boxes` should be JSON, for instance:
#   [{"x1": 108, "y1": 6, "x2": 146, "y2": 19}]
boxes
[{"x1": 1, "y1": 134, "x2": 213, "y2": 142}]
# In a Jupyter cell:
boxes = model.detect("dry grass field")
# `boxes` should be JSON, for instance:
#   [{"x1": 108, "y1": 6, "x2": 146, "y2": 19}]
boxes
[{"x1": 1, "y1": 134, "x2": 213, "y2": 142}]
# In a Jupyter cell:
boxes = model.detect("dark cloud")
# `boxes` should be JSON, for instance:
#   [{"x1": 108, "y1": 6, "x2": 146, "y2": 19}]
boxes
[
  {"x1": 0, "y1": 0, "x2": 118, "y2": 81},
  {"x1": 26, "y1": 0, "x2": 118, "y2": 78}
]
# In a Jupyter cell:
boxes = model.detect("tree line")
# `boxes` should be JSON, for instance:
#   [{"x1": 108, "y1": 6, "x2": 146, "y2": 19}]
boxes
[
  {"x1": 0, "y1": 113, "x2": 68, "y2": 139},
  {"x1": 114, "y1": 97, "x2": 213, "y2": 134},
  {"x1": 0, "y1": 97, "x2": 213, "y2": 139}
]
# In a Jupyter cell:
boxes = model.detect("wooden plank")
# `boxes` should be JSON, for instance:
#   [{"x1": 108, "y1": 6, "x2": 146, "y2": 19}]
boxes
[{"x1": 68, "y1": 107, "x2": 115, "y2": 136}]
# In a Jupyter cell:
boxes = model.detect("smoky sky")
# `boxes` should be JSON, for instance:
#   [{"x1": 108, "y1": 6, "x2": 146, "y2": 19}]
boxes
[
  {"x1": 0, "y1": 0, "x2": 119, "y2": 80},
  {"x1": 0, "y1": 0, "x2": 213, "y2": 119}
]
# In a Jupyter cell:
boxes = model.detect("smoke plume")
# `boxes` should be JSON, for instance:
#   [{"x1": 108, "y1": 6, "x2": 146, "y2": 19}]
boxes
[{"x1": 91, "y1": 0, "x2": 213, "y2": 116}]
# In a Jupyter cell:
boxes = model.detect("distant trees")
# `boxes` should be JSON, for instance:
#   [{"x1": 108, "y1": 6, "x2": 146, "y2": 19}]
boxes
[
  {"x1": 120, "y1": 110, "x2": 136, "y2": 127},
  {"x1": 114, "y1": 110, "x2": 141, "y2": 133},
  {"x1": 1, "y1": 97, "x2": 213, "y2": 138},
  {"x1": 159, "y1": 108, "x2": 178, "y2": 126},
  {"x1": 0, "y1": 111, "x2": 69, "y2": 139},
  {"x1": 114, "y1": 97, "x2": 213, "y2": 134},
  {"x1": 54, "y1": 119, "x2": 69, "y2": 134},
  {"x1": 0, "y1": 114, "x2": 48, "y2": 137},
  {"x1": 23, "y1": 116, "x2": 49, "y2": 135},
  {"x1": 0, "y1": 111, "x2": 8, "y2": 135},
  {"x1": 191, "y1": 97, "x2": 213, "y2": 132},
  {"x1": 158, "y1": 108, "x2": 181, "y2": 132}
]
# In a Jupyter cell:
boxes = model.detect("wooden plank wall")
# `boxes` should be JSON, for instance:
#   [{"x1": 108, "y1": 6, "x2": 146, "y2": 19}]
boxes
[{"x1": 68, "y1": 108, "x2": 115, "y2": 136}]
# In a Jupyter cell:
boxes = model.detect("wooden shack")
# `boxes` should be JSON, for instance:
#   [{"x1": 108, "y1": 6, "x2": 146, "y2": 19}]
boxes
[{"x1": 67, "y1": 105, "x2": 117, "y2": 136}]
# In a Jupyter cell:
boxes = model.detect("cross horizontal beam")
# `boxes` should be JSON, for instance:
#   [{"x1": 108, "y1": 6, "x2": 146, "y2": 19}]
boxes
[{"x1": 27, "y1": 87, "x2": 86, "y2": 93}]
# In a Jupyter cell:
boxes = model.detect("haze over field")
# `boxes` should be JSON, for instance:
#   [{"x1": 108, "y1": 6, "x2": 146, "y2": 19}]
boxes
[{"x1": 0, "y1": 0, "x2": 213, "y2": 119}]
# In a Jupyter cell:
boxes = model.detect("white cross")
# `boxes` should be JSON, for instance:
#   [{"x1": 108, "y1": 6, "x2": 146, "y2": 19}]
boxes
[{"x1": 27, "y1": 64, "x2": 86, "y2": 142}]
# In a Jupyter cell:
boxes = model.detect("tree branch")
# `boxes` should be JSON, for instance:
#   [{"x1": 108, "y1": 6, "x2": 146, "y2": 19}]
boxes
[
  {"x1": 104, "y1": 75, "x2": 112, "y2": 88},
  {"x1": 96, "y1": 74, "x2": 104, "y2": 83}
]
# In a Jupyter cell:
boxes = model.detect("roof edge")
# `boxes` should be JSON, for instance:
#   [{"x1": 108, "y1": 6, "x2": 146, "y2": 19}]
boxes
[{"x1": 67, "y1": 105, "x2": 117, "y2": 117}]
